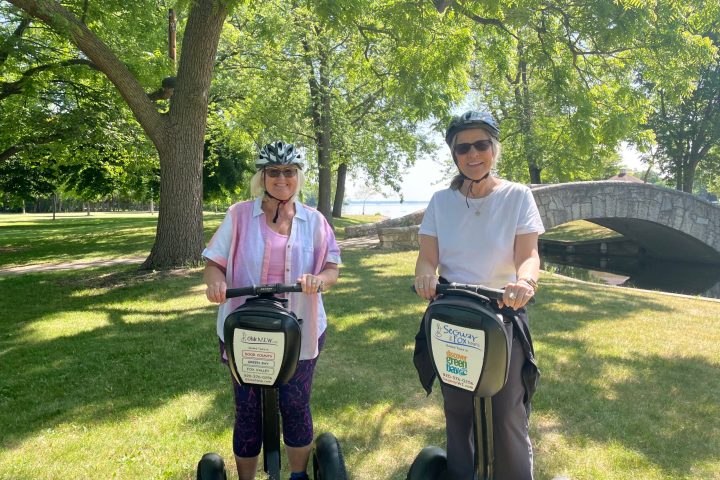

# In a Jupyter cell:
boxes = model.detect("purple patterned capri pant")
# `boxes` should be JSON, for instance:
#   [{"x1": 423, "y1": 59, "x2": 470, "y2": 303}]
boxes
[{"x1": 220, "y1": 332, "x2": 326, "y2": 457}]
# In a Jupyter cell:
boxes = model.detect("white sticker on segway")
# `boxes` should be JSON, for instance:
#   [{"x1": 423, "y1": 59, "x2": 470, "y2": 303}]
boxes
[
  {"x1": 429, "y1": 319, "x2": 486, "y2": 392},
  {"x1": 233, "y1": 329, "x2": 285, "y2": 386}
]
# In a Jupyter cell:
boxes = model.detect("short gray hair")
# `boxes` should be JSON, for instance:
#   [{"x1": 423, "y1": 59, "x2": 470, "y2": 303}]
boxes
[{"x1": 250, "y1": 168, "x2": 306, "y2": 201}]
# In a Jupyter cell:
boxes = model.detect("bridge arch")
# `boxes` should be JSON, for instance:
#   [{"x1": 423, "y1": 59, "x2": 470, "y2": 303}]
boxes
[{"x1": 531, "y1": 181, "x2": 720, "y2": 265}]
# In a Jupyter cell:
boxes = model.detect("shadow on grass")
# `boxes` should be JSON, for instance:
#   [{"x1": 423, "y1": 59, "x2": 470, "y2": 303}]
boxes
[
  {"x1": 0, "y1": 215, "x2": 225, "y2": 268},
  {"x1": 317, "y1": 250, "x2": 715, "y2": 478},
  {"x1": 535, "y1": 332, "x2": 720, "y2": 477},
  {"x1": 1, "y1": 247, "x2": 715, "y2": 479},
  {"x1": 0, "y1": 265, "x2": 233, "y2": 451}
]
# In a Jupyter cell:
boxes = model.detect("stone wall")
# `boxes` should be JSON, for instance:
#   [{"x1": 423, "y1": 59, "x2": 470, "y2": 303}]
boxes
[
  {"x1": 378, "y1": 225, "x2": 420, "y2": 249},
  {"x1": 345, "y1": 209, "x2": 425, "y2": 238}
]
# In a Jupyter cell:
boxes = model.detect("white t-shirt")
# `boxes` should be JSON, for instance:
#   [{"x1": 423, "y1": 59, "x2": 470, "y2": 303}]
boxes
[{"x1": 418, "y1": 181, "x2": 545, "y2": 288}]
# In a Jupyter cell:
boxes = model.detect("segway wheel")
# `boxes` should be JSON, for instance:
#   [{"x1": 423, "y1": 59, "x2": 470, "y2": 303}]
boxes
[
  {"x1": 312, "y1": 432, "x2": 348, "y2": 480},
  {"x1": 406, "y1": 446, "x2": 447, "y2": 480},
  {"x1": 196, "y1": 452, "x2": 228, "y2": 480}
]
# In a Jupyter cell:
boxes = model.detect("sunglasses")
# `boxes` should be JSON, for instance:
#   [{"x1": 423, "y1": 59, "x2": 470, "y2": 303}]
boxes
[
  {"x1": 265, "y1": 167, "x2": 298, "y2": 178},
  {"x1": 453, "y1": 139, "x2": 493, "y2": 155}
]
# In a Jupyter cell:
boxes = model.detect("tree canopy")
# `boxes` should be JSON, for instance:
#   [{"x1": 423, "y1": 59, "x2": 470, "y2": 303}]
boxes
[{"x1": 2, "y1": 0, "x2": 719, "y2": 268}]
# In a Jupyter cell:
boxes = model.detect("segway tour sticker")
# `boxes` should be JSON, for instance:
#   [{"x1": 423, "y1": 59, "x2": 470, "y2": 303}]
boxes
[
  {"x1": 233, "y1": 329, "x2": 285, "y2": 386},
  {"x1": 429, "y1": 319, "x2": 486, "y2": 392}
]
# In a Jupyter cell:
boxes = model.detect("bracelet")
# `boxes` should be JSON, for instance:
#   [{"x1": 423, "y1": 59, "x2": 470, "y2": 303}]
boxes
[
  {"x1": 518, "y1": 277, "x2": 539, "y2": 291},
  {"x1": 318, "y1": 280, "x2": 325, "y2": 291}
]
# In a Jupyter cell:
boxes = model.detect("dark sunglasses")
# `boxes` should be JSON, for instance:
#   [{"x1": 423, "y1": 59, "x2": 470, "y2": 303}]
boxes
[
  {"x1": 453, "y1": 139, "x2": 493, "y2": 155},
  {"x1": 265, "y1": 167, "x2": 298, "y2": 178}
]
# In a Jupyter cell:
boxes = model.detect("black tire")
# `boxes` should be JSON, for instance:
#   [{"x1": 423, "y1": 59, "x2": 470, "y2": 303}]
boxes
[
  {"x1": 406, "y1": 446, "x2": 447, "y2": 480},
  {"x1": 312, "y1": 432, "x2": 348, "y2": 480},
  {"x1": 196, "y1": 452, "x2": 228, "y2": 480}
]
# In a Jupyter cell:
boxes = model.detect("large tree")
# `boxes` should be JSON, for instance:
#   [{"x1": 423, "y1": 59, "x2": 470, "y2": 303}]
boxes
[
  {"x1": 643, "y1": 26, "x2": 720, "y2": 193},
  {"x1": 214, "y1": 1, "x2": 469, "y2": 221},
  {"x1": 435, "y1": 0, "x2": 716, "y2": 184},
  {"x1": 5, "y1": 0, "x2": 230, "y2": 268}
]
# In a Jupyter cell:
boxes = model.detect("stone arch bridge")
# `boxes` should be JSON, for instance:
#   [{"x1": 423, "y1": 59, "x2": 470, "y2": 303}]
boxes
[{"x1": 532, "y1": 181, "x2": 720, "y2": 266}]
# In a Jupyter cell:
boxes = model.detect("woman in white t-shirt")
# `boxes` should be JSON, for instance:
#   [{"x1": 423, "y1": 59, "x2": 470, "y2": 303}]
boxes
[{"x1": 414, "y1": 111, "x2": 544, "y2": 480}]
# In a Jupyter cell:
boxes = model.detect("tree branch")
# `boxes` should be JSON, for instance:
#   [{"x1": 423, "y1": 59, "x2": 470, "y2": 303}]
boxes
[
  {"x1": 0, "y1": 16, "x2": 31, "y2": 67},
  {"x1": 0, "y1": 133, "x2": 62, "y2": 164},
  {"x1": 6, "y1": 0, "x2": 165, "y2": 146},
  {"x1": 448, "y1": 1, "x2": 518, "y2": 40},
  {"x1": 0, "y1": 58, "x2": 99, "y2": 100}
]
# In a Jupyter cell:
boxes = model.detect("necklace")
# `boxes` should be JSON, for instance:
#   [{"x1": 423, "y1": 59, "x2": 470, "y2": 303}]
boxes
[{"x1": 461, "y1": 194, "x2": 487, "y2": 217}]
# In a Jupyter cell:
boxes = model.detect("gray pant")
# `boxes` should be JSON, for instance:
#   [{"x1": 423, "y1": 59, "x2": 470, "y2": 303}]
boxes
[{"x1": 441, "y1": 336, "x2": 533, "y2": 480}]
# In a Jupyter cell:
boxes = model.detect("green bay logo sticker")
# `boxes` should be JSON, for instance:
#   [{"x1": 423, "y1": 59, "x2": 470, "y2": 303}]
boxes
[{"x1": 446, "y1": 351, "x2": 468, "y2": 375}]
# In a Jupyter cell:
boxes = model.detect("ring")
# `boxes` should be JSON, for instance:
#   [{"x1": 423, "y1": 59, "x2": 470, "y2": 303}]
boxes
[
  {"x1": 418, "y1": 285, "x2": 425, "y2": 289},
  {"x1": 508, "y1": 292, "x2": 516, "y2": 300}
]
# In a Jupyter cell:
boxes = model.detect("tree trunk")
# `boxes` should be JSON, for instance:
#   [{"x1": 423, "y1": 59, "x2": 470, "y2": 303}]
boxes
[
  {"x1": 683, "y1": 152, "x2": 701, "y2": 193},
  {"x1": 316, "y1": 46, "x2": 333, "y2": 223},
  {"x1": 9, "y1": 0, "x2": 227, "y2": 269},
  {"x1": 303, "y1": 33, "x2": 333, "y2": 224},
  {"x1": 141, "y1": 0, "x2": 226, "y2": 269},
  {"x1": 332, "y1": 162, "x2": 347, "y2": 218},
  {"x1": 515, "y1": 41, "x2": 542, "y2": 184},
  {"x1": 143, "y1": 141, "x2": 205, "y2": 268}
]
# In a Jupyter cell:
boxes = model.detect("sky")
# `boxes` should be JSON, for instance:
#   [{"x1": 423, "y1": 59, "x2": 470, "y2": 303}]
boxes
[{"x1": 347, "y1": 142, "x2": 647, "y2": 202}]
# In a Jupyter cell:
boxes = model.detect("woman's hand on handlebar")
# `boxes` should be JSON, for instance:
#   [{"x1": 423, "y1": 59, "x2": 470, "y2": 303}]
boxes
[
  {"x1": 298, "y1": 273, "x2": 324, "y2": 295},
  {"x1": 414, "y1": 274, "x2": 438, "y2": 301},
  {"x1": 206, "y1": 281, "x2": 227, "y2": 304},
  {"x1": 499, "y1": 280, "x2": 535, "y2": 310}
]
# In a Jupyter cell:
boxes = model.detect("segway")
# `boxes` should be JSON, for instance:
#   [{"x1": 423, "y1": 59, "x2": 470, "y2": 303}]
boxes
[
  {"x1": 407, "y1": 283, "x2": 521, "y2": 480},
  {"x1": 197, "y1": 283, "x2": 347, "y2": 480}
]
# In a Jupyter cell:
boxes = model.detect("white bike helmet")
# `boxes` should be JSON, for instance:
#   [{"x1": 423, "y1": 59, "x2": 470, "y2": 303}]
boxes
[{"x1": 256, "y1": 141, "x2": 304, "y2": 170}]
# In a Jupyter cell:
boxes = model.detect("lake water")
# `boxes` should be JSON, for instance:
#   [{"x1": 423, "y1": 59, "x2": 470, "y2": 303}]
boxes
[
  {"x1": 541, "y1": 254, "x2": 720, "y2": 299},
  {"x1": 343, "y1": 201, "x2": 428, "y2": 219}
]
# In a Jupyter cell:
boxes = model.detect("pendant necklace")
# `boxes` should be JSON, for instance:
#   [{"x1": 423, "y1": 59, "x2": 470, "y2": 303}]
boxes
[
  {"x1": 469, "y1": 197, "x2": 485, "y2": 216},
  {"x1": 462, "y1": 172, "x2": 491, "y2": 216}
]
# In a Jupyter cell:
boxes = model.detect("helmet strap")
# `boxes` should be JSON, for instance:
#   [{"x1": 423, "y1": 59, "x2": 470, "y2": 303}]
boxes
[
  {"x1": 264, "y1": 191, "x2": 291, "y2": 223},
  {"x1": 460, "y1": 171, "x2": 490, "y2": 208}
]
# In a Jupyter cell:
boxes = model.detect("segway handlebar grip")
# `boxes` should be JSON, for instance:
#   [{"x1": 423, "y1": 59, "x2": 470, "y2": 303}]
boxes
[
  {"x1": 411, "y1": 282, "x2": 535, "y2": 304},
  {"x1": 226, "y1": 283, "x2": 304, "y2": 298}
]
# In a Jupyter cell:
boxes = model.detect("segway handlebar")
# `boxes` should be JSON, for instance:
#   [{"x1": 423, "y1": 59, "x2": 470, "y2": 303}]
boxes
[
  {"x1": 226, "y1": 283, "x2": 304, "y2": 298},
  {"x1": 411, "y1": 282, "x2": 535, "y2": 304}
]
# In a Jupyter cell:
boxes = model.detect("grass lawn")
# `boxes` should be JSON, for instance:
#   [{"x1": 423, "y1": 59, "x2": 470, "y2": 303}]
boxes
[
  {"x1": 1, "y1": 213, "x2": 719, "y2": 479},
  {"x1": 0, "y1": 211, "x2": 379, "y2": 270},
  {"x1": 541, "y1": 220, "x2": 622, "y2": 242}
]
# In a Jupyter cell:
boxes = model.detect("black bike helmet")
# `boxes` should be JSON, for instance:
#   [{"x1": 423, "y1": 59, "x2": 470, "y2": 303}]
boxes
[
  {"x1": 256, "y1": 141, "x2": 304, "y2": 170},
  {"x1": 444, "y1": 110, "x2": 500, "y2": 147}
]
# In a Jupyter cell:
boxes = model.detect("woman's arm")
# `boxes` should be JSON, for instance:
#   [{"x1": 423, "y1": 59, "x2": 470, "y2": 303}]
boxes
[
  {"x1": 501, "y1": 232, "x2": 540, "y2": 309},
  {"x1": 298, "y1": 262, "x2": 339, "y2": 294},
  {"x1": 204, "y1": 259, "x2": 227, "y2": 303},
  {"x1": 414, "y1": 234, "x2": 440, "y2": 300}
]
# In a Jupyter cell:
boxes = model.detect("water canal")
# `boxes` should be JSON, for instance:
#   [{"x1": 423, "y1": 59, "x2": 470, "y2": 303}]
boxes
[{"x1": 540, "y1": 221, "x2": 720, "y2": 299}]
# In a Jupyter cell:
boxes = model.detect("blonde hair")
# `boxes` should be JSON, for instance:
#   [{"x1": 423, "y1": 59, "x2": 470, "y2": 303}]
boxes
[
  {"x1": 449, "y1": 129, "x2": 502, "y2": 190},
  {"x1": 250, "y1": 168, "x2": 306, "y2": 201}
]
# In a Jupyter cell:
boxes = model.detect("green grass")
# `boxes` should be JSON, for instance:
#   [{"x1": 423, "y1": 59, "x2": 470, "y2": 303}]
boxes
[
  {"x1": 0, "y1": 212, "x2": 379, "y2": 269},
  {"x1": 1, "y1": 214, "x2": 719, "y2": 479},
  {"x1": 541, "y1": 220, "x2": 622, "y2": 242},
  {"x1": 0, "y1": 212, "x2": 219, "y2": 269}
]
